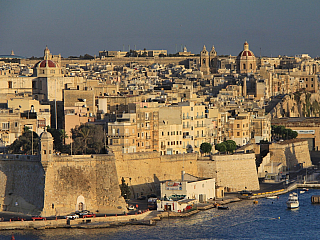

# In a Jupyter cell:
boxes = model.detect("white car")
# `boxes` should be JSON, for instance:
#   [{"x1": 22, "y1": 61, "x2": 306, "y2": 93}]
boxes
[
  {"x1": 66, "y1": 214, "x2": 79, "y2": 220},
  {"x1": 127, "y1": 205, "x2": 135, "y2": 210}
]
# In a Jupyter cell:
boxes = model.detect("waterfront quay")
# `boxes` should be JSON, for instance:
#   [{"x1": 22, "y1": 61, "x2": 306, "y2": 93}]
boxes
[
  {"x1": 0, "y1": 210, "x2": 153, "y2": 231},
  {"x1": 1, "y1": 180, "x2": 320, "y2": 231}
]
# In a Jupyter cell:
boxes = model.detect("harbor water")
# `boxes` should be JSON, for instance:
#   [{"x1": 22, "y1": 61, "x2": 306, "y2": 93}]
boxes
[{"x1": 1, "y1": 189, "x2": 320, "y2": 240}]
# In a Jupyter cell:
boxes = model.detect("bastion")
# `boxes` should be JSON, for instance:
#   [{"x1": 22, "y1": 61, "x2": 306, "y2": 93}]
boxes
[{"x1": 0, "y1": 131, "x2": 126, "y2": 217}]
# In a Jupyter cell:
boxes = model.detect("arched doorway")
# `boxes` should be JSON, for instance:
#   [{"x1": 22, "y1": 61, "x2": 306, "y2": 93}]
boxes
[
  {"x1": 76, "y1": 195, "x2": 86, "y2": 211},
  {"x1": 78, "y1": 202, "x2": 84, "y2": 211}
]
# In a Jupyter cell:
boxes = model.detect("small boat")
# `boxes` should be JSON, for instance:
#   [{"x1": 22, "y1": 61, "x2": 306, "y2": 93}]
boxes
[
  {"x1": 266, "y1": 196, "x2": 278, "y2": 199},
  {"x1": 300, "y1": 191, "x2": 305, "y2": 194},
  {"x1": 286, "y1": 192, "x2": 299, "y2": 209},
  {"x1": 217, "y1": 206, "x2": 229, "y2": 210},
  {"x1": 253, "y1": 200, "x2": 258, "y2": 204},
  {"x1": 303, "y1": 188, "x2": 309, "y2": 191}
]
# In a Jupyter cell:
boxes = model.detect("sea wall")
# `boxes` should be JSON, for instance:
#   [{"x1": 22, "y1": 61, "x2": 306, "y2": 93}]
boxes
[
  {"x1": 115, "y1": 150, "x2": 260, "y2": 194},
  {"x1": 0, "y1": 153, "x2": 126, "y2": 217},
  {"x1": 197, "y1": 153, "x2": 259, "y2": 191},
  {"x1": 42, "y1": 154, "x2": 127, "y2": 217},
  {"x1": 0, "y1": 155, "x2": 44, "y2": 215},
  {"x1": 269, "y1": 139, "x2": 312, "y2": 169},
  {"x1": 114, "y1": 151, "x2": 198, "y2": 198}
]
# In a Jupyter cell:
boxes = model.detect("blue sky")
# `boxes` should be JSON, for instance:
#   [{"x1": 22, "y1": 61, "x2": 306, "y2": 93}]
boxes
[{"x1": 1, "y1": 0, "x2": 319, "y2": 58}]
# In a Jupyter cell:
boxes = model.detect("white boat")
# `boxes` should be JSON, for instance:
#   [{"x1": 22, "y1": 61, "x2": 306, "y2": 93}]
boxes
[
  {"x1": 300, "y1": 191, "x2": 305, "y2": 194},
  {"x1": 286, "y1": 192, "x2": 299, "y2": 209},
  {"x1": 266, "y1": 196, "x2": 278, "y2": 199}
]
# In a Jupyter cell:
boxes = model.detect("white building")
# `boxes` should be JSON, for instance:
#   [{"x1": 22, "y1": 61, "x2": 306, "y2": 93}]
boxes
[{"x1": 157, "y1": 172, "x2": 215, "y2": 212}]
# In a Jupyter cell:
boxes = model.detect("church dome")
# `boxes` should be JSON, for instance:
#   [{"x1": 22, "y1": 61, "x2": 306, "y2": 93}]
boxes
[
  {"x1": 238, "y1": 41, "x2": 255, "y2": 58},
  {"x1": 39, "y1": 60, "x2": 57, "y2": 68}
]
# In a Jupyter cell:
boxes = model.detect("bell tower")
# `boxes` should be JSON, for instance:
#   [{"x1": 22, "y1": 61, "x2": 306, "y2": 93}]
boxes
[
  {"x1": 200, "y1": 45, "x2": 210, "y2": 75},
  {"x1": 209, "y1": 45, "x2": 217, "y2": 73}
]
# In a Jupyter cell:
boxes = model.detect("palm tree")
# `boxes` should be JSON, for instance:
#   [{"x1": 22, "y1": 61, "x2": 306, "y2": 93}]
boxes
[
  {"x1": 79, "y1": 127, "x2": 91, "y2": 154},
  {"x1": 59, "y1": 129, "x2": 68, "y2": 145}
]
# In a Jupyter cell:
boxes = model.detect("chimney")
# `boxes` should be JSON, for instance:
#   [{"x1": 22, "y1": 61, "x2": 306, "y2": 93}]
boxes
[{"x1": 181, "y1": 170, "x2": 185, "y2": 181}]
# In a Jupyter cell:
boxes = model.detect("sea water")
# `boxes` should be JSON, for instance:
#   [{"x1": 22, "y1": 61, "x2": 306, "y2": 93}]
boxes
[{"x1": 1, "y1": 189, "x2": 320, "y2": 240}]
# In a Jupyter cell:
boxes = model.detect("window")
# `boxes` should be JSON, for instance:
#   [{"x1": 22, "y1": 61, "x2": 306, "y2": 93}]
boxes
[
  {"x1": 2, "y1": 122, "x2": 9, "y2": 130},
  {"x1": 162, "y1": 132, "x2": 164, "y2": 136},
  {"x1": 8, "y1": 81, "x2": 12, "y2": 88},
  {"x1": 243, "y1": 63, "x2": 246, "y2": 69},
  {"x1": 237, "y1": 132, "x2": 240, "y2": 136},
  {"x1": 237, "y1": 124, "x2": 240, "y2": 128},
  {"x1": 138, "y1": 133, "x2": 140, "y2": 137}
]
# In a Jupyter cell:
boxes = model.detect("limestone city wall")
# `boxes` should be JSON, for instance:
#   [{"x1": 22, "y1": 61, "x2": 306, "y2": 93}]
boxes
[
  {"x1": 0, "y1": 155, "x2": 44, "y2": 215},
  {"x1": 41, "y1": 154, "x2": 127, "y2": 217},
  {"x1": 197, "y1": 153, "x2": 259, "y2": 191},
  {"x1": 114, "y1": 151, "x2": 198, "y2": 198},
  {"x1": 269, "y1": 139, "x2": 312, "y2": 169}
]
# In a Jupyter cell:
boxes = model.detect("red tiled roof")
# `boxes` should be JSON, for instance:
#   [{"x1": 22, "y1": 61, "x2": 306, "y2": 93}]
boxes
[{"x1": 39, "y1": 60, "x2": 56, "y2": 68}]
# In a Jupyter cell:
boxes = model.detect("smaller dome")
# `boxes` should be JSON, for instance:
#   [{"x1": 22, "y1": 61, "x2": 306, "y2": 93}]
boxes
[
  {"x1": 40, "y1": 131, "x2": 53, "y2": 140},
  {"x1": 39, "y1": 60, "x2": 56, "y2": 68}
]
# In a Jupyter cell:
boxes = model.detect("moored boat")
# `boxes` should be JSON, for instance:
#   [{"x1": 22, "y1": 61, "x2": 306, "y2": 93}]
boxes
[
  {"x1": 217, "y1": 206, "x2": 229, "y2": 210},
  {"x1": 286, "y1": 192, "x2": 299, "y2": 209},
  {"x1": 266, "y1": 196, "x2": 278, "y2": 199}
]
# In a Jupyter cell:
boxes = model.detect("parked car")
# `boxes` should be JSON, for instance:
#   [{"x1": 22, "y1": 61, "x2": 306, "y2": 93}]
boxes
[
  {"x1": 66, "y1": 214, "x2": 79, "y2": 220},
  {"x1": 147, "y1": 194, "x2": 157, "y2": 198},
  {"x1": 83, "y1": 213, "x2": 96, "y2": 218},
  {"x1": 10, "y1": 217, "x2": 25, "y2": 221},
  {"x1": 77, "y1": 210, "x2": 91, "y2": 216},
  {"x1": 127, "y1": 205, "x2": 135, "y2": 210}
]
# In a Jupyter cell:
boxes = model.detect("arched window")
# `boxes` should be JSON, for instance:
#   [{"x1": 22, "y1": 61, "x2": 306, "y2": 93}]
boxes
[{"x1": 243, "y1": 63, "x2": 246, "y2": 69}]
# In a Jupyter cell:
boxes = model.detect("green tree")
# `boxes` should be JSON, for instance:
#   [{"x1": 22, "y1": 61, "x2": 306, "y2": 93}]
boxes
[
  {"x1": 71, "y1": 124, "x2": 104, "y2": 154},
  {"x1": 272, "y1": 125, "x2": 298, "y2": 140},
  {"x1": 215, "y1": 142, "x2": 227, "y2": 153},
  {"x1": 225, "y1": 140, "x2": 237, "y2": 153},
  {"x1": 47, "y1": 126, "x2": 63, "y2": 152},
  {"x1": 8, "y1": 128, "x2": 39, "y2": 155},
  {"x1": 119, "y1": 177, "x2": 131, "y2": 200},
  {"x1": 215, "y1": 140, "x2": 237, "y2": 154},
  {"x1": 59, "y1": 129, "x2": 68, "y2": 145},
  {"x1": 200, "y1": 142, "x2": 212, "y2": 155}
]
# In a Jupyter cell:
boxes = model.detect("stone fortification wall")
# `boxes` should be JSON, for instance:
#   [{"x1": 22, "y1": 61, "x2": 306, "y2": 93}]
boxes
[
  {"x1": 114, "y1": 151, "x2": 198, "y2": 198},
  {"x1": 42, "y1": 154, "x2": 126, "y2": 217},
  {"x1": 269, "y1": 139, "x2": 312, "y2": 169},
  {"x1": 197, "y1": 153, "x2": 259, "y2": 191},
  {"x1": 0, "y1": 155, "x2": 44, "y2": 215}
]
